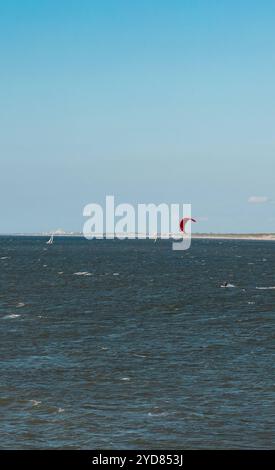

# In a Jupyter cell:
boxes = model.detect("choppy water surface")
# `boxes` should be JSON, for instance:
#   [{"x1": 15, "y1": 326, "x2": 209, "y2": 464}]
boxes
[{"x1": 0, "y1": 237, "x2": 274, "y2": 449}]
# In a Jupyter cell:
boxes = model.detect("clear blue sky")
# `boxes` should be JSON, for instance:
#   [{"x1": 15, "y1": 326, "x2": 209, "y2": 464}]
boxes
[{"x1": 1, "y1": 0, "x2": 274, "y2": 233}]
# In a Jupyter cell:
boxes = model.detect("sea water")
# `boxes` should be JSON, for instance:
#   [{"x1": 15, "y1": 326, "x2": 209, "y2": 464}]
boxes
[{"x1": 0, "y1": 237, "x2": 274, "y2": 449}]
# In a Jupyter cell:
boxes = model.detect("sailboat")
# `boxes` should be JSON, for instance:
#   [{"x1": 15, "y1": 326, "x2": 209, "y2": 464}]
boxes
[{"x1": 46, "y1": 234, "x2": 54, "y2": 245}]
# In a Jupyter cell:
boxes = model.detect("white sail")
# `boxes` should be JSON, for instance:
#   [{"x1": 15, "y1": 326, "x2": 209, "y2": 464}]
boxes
[{"x1": 46, "y1": 234, "x2": 54, "y2": 245}]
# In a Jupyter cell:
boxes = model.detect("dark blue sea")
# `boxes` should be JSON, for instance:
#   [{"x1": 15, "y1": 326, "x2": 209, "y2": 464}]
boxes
[{"x1": 0, "y1": 236, "x2": 274, "y2": 449}]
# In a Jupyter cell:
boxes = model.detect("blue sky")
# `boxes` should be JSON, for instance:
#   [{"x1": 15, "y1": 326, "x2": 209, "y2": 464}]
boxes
[{"x1": 1, "y1": 0, "x2": 275, "y2": 233}]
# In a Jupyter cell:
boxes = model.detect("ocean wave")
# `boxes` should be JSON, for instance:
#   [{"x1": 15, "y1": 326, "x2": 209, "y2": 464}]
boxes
[
  {"x1": 3, "y1": 314, "x2": 21, "y2": 319},
  {"x1": 73, "y1": 272, "x2": 92, "y2": 276},
  {"x1": 148, "y1": 411, "x2": 170, "y2": 417},
  {"x1": 256, "y1": 286, "x2": 275, "y2": 290},
  {"x1": 30, "y1": 400, "x2": 41, "y2": 406}
]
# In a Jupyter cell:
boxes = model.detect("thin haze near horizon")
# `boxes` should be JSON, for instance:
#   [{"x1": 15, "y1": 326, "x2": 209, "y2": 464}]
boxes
[{"x1": 1, "y1": 1, "x2": 274, "y2": 234}]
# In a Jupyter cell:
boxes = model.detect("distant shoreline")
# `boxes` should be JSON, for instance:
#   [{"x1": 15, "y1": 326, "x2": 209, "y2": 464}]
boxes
[
  {"x1": 193, "y1": 234, "x2": 275, "y2": 241},
  {"x1": 1, "y1": 233, "x2": 275, "y2": 241}
]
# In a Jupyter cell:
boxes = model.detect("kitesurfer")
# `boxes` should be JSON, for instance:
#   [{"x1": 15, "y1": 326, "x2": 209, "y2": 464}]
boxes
[{"x1": 179, "y1": 217, "x2": 197, "y2": 233}]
